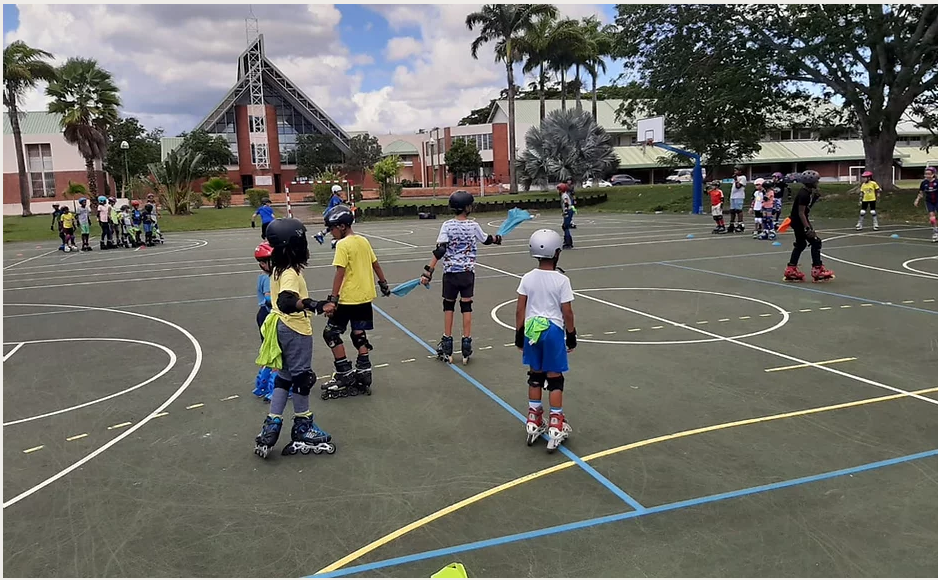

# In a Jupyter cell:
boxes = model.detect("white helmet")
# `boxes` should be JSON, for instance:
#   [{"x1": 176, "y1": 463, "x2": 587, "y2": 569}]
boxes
[
  {"x1": 529, "y1": 229, "x2": 563, "y2": 259},
  {"x1": 331, "y1": 184, "x2": 342, "y2": 194},
  {"x1": 753, "y1": 178, "x2": 765, "y2": 186}
]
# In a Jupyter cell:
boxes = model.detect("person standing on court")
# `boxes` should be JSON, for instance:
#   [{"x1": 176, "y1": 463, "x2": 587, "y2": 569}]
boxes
[
  {"x1": 252, "y1": 197, "x2": 276, "y2": 240},
  {"x1": 565, "y1": 177, "x2": 577, "y2": 228},
  {"x1": 728, "y1": 166, "x2": 747, "y2": 233},
  {"x1": 558, "y1": 183, "x2": 575, "y2": 249},
  {"x1": 782, "y1": 170, "x2": 834, "y2": 282}
]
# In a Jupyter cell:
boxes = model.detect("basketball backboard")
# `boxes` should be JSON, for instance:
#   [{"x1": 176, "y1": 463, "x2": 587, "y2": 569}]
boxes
[{"x1": 636, "y1": 116, "x2": 665, "y2": 144}]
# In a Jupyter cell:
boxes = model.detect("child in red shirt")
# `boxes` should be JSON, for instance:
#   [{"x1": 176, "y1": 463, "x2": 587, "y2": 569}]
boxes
[{"x1": 709, "y1": 181, "x2": 726, "y2": 234}]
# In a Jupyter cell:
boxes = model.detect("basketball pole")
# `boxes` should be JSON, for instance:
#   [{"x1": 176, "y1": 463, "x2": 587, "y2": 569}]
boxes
[{"x1": 652, "y1": 141, "x2": 704, "y2": 215}]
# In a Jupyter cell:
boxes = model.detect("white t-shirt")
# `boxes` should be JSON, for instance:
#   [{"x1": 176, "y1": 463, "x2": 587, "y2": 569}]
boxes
[
  {"x1": 751, "y1": 188, "x2": 764, "y2": 210},
  {"x1": 97, "y1": 203, "x2": 110, "y2": 222},
  {"x1": 731, "y1": 175, "x2": 747, "y2": 199},
  {"x1": 436, "y1": 218, "x2": 488, "y2": 273},
  {"x1": 516, "y1": 269, "x2": 574, "y2": 329}
]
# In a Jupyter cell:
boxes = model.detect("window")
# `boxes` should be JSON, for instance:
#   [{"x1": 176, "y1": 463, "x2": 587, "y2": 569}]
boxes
[
  {"x1": 454, "y1": 133, "x2": 493, "y2": 151},
  {"x1": 26, "y1": 143, "x2": 55, "y2": 198},
  {"x1": 793, "y1": 129, "x2": 813, "y2": 140}
]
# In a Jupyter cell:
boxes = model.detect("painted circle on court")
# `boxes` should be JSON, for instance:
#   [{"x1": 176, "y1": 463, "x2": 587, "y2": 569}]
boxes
[
  {"x1": 490, "y1": 287, "x2": 789, "y2": 345},
  {"x1": 902, "y1": 256, "x2": 938, "y2": 277},
  {"x1": 2, "y1": 337, "x2": 177, "y2": 426}
]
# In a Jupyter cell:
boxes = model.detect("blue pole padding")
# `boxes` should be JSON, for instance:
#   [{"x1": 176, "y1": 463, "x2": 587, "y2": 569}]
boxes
[{"x1": 654, "y1": 142, "x2": 704, "y2": 214}]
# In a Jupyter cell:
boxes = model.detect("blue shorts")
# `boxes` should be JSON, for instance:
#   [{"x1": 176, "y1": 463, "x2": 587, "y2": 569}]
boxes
[
  {"x1": 926, "y1": 200, "x2": 938, "y2": 214},
  {"x1": 522, "y1": 323, "x2": 569, "y2": 374},
  {"x1": 729, "y1": 198, "x2": 744, "y2": 211}
]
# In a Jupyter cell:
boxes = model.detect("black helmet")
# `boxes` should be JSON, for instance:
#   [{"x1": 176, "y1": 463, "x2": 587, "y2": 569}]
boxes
[
  {"x1": 448, "y1": 190, "x2": 474, "y2": 213},
  {"x1": 144, "y1": 203, "x2": 154, "y2": 212},
  {"x1": 733, "y1": 165, "x2": 744, "y2": 173},
  {"x1": 799, "y1": 170, "x2": 820, "y2": 187},
  {"x1": 265, "y1": 217, "x2": 308, "y2": 249},
  {"x1": 323, "y1": 204, "x2": 355, "y2": 228}
]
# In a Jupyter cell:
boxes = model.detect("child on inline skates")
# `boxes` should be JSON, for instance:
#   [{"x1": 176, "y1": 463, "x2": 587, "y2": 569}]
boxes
[
  {"x1": 515, "y1": 229, "x2": 577, "y2": 453},
  {"x1": 783, "y1": 170, "x2": 835, "y2": 282},
  {"x1": 58, "y1": 207, "x2": 78, "y2": 252},
  {"x1": 50, "y1": 203, "x2": 65, "y2": 249},
  {"x1": 251, "y1": 197, "x2": 275, "y2": 240},
  {"x1": 768, "y1": 172, "x2": 788, "y2": 229},
  {"x1": 750, "y1": 178, "x2": 765, "y2": 238},
  {"x1": 420, "y1": 190, "x2": 502, "y2": 364},
  {"x1": 146, "y1": 193, "x2": 165, "y2": 242},
  {"x1": 728, "y1": 166, "x2": 747, "y2": 233},
  {"x1": 319, "y1": 205, "x2": 392, "y2": 399},
  {"x1": 709, "y1": 181, "x2": 726, "y2": 234},
  {"x1": 76, "y1": 198, "x2": 93, "y2": 251},
  {"x1": 253, "y1": 218, "x2": 335, "y2": 459},
  {"x1": 759, "y1": 181, "x2": 776, "y2": 240},
  {"x1": 856, "y1": 171, "x2": 881, "y2": 231},
  {"x1": 252, "y1": 242, "x2": 278, "y2": 400},
  {"x1": 558, "y1": 183, "x2": 575, "y2": 249},
  {"x1": 913, "y1": 166, "x2": 938, "y2": 243}
]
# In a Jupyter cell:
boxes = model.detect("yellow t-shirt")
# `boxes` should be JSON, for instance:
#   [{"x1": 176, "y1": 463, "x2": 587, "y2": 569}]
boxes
[
  {"x1": 60, "y1": 213, "x2": 75, "y2": 229},
  {"x1": 271, "y1": 268, "x2": 312, "y2": 335},
  {"x1": 860, "y1": 181, "x2": 880, "y2": 202},
  {"x1": 332, "y1": 234, "x2": 377, "y2": 305}
]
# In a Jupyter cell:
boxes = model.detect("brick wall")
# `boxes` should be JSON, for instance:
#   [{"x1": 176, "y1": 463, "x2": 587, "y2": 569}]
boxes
[
  {"x1": 3, "y1": 169, "x2": 115, "y2": 204},
  {"x1": 491, "y1": 123, "x2": 509, "y2": 186}
]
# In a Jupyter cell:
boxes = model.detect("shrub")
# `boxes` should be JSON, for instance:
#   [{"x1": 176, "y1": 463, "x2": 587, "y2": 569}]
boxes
[
  {"x1": 303, "y1": 195, "x2": 316, "y2": 203},
  {"x1": 245, "y1": 188, "x2": 269, "y2": 208},
  {"x1": 379, "y1": 183, "x2": 402, "y2": 209},
  {"x1": 201, "y1": 176, "x2": 236, "y2": 209}
]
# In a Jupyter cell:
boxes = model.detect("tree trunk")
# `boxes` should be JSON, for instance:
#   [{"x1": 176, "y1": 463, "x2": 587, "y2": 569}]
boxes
[
  {"x1": 591, "y1": 72, "x2": 598, "y2": 121},
  {"x1": 9, "y1": 106, "x2": 33, "y2": 216},
  {"x1": 506, "y1": 63, "x2": 518, "y2": 195},
  {"x1": 538, "y1": 64, "x2": 546, "y2": 122},
  {"x1": 863, "y1": 128, "x2": 898, "y2": 190},
  {"x1": 560, "y1": 69, "x2": 567, "y2": 111},
  {"x1": 86, "y1": 157, "x2": 98, "y2": 198},
  {"x1": 574, "y1": 64, "x2": 582, "y2": 109}
]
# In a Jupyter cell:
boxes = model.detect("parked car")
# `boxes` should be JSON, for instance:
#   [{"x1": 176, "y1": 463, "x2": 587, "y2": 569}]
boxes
[
  {"x1": 609, "y1": 174, "x2": 642, "y2": 186},
  {"x1": 582, "y1": 178, "x2": 612, "y2": 188},
  {"x1": 665, "y1": 168, "x2": 707, "y2": 183}
]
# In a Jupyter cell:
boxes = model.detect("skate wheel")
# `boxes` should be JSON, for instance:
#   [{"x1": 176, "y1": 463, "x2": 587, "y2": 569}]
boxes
[
  {"x1": 321, "y1": 391, "x2": 329, "y2": 400},
  {"x1": 301, "y1": 447, "x2": 312, "y2": 455},
  {"x1": 326, "y1": 444, "x2": 336, "y2": 454},
  {"x1": 364, "y1": 387, "x2": 372, "y2": 396}
]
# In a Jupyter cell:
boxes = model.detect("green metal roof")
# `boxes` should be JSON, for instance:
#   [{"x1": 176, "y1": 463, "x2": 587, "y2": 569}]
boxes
[
  {"x1": 489, "y1": 99, "x2": 642, "y2": 131},
  {"x1": 382, "y1": 139, "x2": 419, "y2": 156},
  {"x1": 2, "y1": 112, "x2": 63, "y2": 135},
  {"x1": 896, "y1": 146, "x2": 938, "y2": 168},
  {"x1": 160, "y1": 137, "x2": 186, "y2": 161}
]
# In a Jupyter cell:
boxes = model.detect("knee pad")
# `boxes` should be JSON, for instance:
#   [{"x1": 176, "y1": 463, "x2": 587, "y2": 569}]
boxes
[
  {"x1": 443, "y1": 299, "x2": 456, "y2": 312},
  {"x1": 459, "y1": 300, "x2": 473, "y2": 313},
  {"x1": 754, "y1": 217, "x2": 762, "y2": 225},
  {"x1": 351, "y1": 330, "x2": 372, "y2": 351},
  {"x1": 291, "y1": 370, "x2": 316, "y2": 396},
  {"x1": 527, "y1": 371, "x2": 547, "y2": 389},
  {"x1": 870, "y1": 209, "x2": 876, "y2": 216},
  {"x1": 546, "y1": 374, "x2": 565, "y2": 392},
  {"x1": 930, "y1": 216, "x2": 937, "y2": 226},
  {"x1": 323, "y1": 324, "x2": 344, "y2": 348},
  {"x1": 859, "y1": 209, "x2": 866, "y2": 216},
  {"x1": 274, "y1": 374, "x2": 293, "y2": 392}
]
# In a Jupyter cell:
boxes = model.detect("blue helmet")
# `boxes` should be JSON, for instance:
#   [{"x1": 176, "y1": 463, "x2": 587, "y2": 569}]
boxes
[
  {"x1": 78, "y1": 197, "x2": 87, "y2": 204},
  {"x1": 97, "y1": 196, "x2": 107, "y2": 204}
]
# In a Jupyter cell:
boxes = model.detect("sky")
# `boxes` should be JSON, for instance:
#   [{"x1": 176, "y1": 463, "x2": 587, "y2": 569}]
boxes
[{"x1": 2, "y1": 3, "x2": 622, "y2": 137}]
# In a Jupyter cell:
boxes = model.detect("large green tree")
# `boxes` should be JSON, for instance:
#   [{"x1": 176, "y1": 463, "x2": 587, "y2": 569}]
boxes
[
  {"x1": 3, "y1": 41, "x2": 56, "y2": 215},
  {"x1": 176, "y1": 129, "x2": 233, "y2": 176},
  {"x1": 580, "y1": 16, "x2": 617, "y2": 121},
  {"x1": 445, "y1": 138, "x2": 484, "y2": 185},
  {"x1": 518, "y1": 14, "x2": 570, "y2": 122},
  {"x1": 147, "y1": 148, "x2": 203, "y2": 215},
  {"x1": 105, "y1": 117, "x2": 162, "y2": 195},
  {"x1": 46, "y1": 58, "x2": 121, "y2": 199},
  {"x1": 295, "y1": 133, "x2": 344, "y2": 178},
  {"x1": 466, "y1": 4, "x2": 558, "y2": 195},
  {"x1": 344, "y1": 133, "x2": 383, "y2": 186}
]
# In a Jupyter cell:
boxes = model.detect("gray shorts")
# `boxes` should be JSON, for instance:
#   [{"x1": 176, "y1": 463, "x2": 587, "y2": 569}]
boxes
[{"x1": 277, "y1": 320, "x2": 313, "y2": 381}]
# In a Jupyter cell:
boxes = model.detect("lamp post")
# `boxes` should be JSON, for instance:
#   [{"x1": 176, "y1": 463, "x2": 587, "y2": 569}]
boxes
[{"x1": 120, "y1": 140, "x2": 130, "y2": 199}]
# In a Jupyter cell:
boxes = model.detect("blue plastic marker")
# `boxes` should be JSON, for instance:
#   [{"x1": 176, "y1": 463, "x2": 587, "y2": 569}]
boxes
[
  {"x1": 686, "y1": 234, "x2": 694, "y2": 239},
  {"x1": 772, "y1": 241, "x2": 781, "y2": 246},
  {"x1": 891, "y1": 233, "x2": 900, "y2": 239}
]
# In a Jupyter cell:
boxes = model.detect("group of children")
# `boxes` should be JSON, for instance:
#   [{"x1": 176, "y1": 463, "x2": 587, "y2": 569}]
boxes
[
  {"x1": 251, "y1": 190, "x2": 578, "y2": 458},
  {"x1": 709, "y1": 168, "x2": 788, "y2": 239},
  {"x1": 51, "y1": 193, "x2": 163, "y2": 252}
]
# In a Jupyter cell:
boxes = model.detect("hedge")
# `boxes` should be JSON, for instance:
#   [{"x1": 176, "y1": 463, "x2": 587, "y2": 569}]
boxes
[{"x1": 357, "y1": 193, "x2": 607, "y2": 219}]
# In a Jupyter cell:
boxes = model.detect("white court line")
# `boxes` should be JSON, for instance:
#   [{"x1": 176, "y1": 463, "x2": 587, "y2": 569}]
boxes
[
  {"x1": 821, "y1": 229, "x2": 938, "y2": 280},
  {"x1": 2, "y1": 304, "x2": 203, "y2": 509},
  {"x1": 3, "y1": 249, "x2": 57, "y2": 270},
  {"x1": 361, "y1": 233, "x2": 418, "y2": 248},
  {"x1": 477, "y1": 263, "x2": 938, "y2": 407},
  {"x1": 902, "y1": 256, "x2": 938, "y2": 278},
  {"x1": 2, "y1": 338, "x2": 176, "y2": 426},
  {"x1": 3, "y1": 343, "x2": 25, "y2": 362}
]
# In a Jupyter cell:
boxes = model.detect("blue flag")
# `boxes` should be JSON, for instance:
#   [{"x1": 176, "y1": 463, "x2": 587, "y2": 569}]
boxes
[
  {"x1": 390, "y1": 278, "x2": 428, "y2": 297},
  {"x1": 496, "y1": 208, "x2": 534, "y2": 237}
]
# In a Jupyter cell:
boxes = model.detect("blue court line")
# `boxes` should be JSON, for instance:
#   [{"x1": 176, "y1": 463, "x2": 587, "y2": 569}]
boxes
[
  {"x1": 373, "y1": 305, "x2": 647, "y2": 513},
  {"x1": 661, "y1": 263, "x2": 938, "y2": 315},
  {"x1": 311, "y1": 447, "x2": 938, "y2": 578}
]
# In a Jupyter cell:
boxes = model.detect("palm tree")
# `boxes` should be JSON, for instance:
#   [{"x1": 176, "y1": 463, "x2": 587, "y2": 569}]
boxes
[
  {"x1": 580, "y1": 16, "x2": 617, "y2": 121},
  {"x1": 547, "y1": 18, "x2": 583, "y2": 112},
  {"x1": 148, "y1": 148, "x2": 203, "y2": 215},
  {"x1": 466, "y1": 4, "x2": 557, "y2": 195},
  {"x1": 518, "y1": 15, "x2": 566, "y2": 122},
  {"x1": 201, "y1": 176, "x2": 236, "y2": 209},
  {"x1": 3, "y1": 41, "x2": 56, "y2": 216},
  {"x1": 517, "y1": 108, "x2": 619, "y2": 190},
  {"x1": 46, "y1": 58, "x2": 121, "y2": 200}
]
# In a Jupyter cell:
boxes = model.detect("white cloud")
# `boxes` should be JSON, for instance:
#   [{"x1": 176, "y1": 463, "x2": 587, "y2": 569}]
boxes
[
  {"x1": 384, "y1": 36, "x2": 422, "y2": 62},
  {"x1": 4, "y1": 3, "x2": 615, "y2": 137}
]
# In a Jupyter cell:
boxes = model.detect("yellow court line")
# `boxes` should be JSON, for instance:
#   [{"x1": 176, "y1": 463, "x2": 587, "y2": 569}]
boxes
[
  {"x1": 764, "y1": 357, "x2": 857, "y2": 373},
  {"x1": 22, "y1": 445, "x2": 44, "y2": 454},
  {"x1": 315, "y1": 385, "x2": 938, "y2": 574}
]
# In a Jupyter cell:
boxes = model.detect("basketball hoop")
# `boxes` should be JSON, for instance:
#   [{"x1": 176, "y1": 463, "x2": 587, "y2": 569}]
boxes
[{"x1": 642, "y1": 138, "x2": 654, "y2": 156}]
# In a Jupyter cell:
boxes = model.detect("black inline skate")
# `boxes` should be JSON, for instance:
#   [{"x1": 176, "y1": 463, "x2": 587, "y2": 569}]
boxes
[
  {"x1": 461, "y1": 336, "x2": 473, "y2": 365},
  {"x1": 436, "y1": 335, "x2": 454, "y2": 363},
  {"x1": 254, "y1": 415, "x2": 283, "y2": 459},
  {"x1": 281, "y1": 415, "x2": 335, "y2": 456},
  {"x1": 320, "y1": 359, "x2": 368, "y2": 399}
]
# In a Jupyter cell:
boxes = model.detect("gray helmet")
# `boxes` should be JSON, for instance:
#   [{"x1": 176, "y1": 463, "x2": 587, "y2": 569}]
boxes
[
  {"x1": 529, "y1": 229, "x2": 563, "y2": 259},
  {"x1": 799, "y1": 170, "x2": 820, "y2": 186},
  {"x1": 265, "y1": 217, "x2": 308, "y2": 250},
  {"x1": 323, "y1": 204, "x2": 355, "y2": 228},
  {"x1": 448, "y1": 190, "x2": 474, "y2": 213}
]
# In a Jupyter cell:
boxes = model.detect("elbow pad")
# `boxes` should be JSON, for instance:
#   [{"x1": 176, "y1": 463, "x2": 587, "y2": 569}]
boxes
[
  {"x1": 483, "y1": 235, "x2": 494, "y2": 246},
  {"x1": 432, "y1": 243, "x2": 448, "y2": 260},
  {"x1": 277, "y1": 291, "x2": 301, "y2": 314}
]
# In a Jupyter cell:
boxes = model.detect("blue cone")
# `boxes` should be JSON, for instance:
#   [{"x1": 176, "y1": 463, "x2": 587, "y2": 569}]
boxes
[
  {"x1": 254, "y1": 367, "x2": 271, "y2": 397},
  {"x1": 890, "y1": 233, "x2": 900, "y2": 239},
  {"x1": 686, "y1": 234, "x2": 695, "y2": 239},
  {"x1": 772, "y1": 241, "x2": 782, "y2": 246}
]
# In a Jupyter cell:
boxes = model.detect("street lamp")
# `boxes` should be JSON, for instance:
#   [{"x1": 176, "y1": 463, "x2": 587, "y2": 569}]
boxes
[{"x1": 120, "y1": 140, "x2": 130, "y2": 199}]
